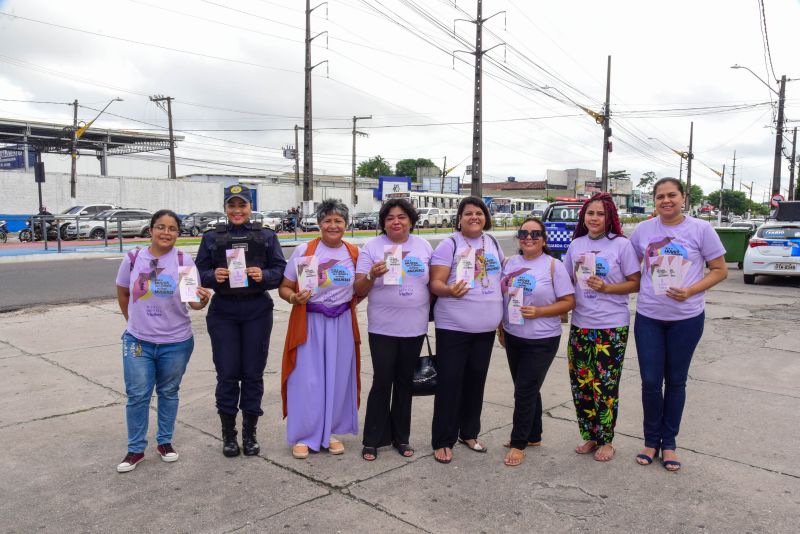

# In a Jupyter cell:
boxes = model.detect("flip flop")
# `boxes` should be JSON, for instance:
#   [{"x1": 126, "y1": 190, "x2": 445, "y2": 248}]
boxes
[
  {"x1": 575, "y1": 441, "x2": 599, "y2": 454},
  {"x1": 434, "y1": 447, "x2": 452, "y2": 464},
  {"x1": 393, "y1": 443, "x2": 414, "y2": 458},
  {"x1": 458, "y1": 437, "x2": 488, "y2": 453},
  {"x1": 593, "y1": 444, "x2": 615, "y2": 462},
  {"x1": 361, "y1": 446, "x2": 377, "y2": 461},
  {"x1": 503, "y1": 447, "x2": 525, "y2": 467}
]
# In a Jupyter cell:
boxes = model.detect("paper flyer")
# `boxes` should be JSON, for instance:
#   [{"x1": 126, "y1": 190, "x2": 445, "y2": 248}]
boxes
[
  {"x1": 383, "y1": 244, "x2": 403, "y2": 285},
  {"x1": 651, "y1": 255, "x2": 691, "y2": 295},
  {"x1": 576, "y1": 252, "x2": 596, "y2": 290},
  {"x1": 455, "y1": 246, "x2": 475, "y2": 288},
  {"x1": 507, "y1": 285, "x2": 524, "y2": 325},
  {"x1": 178, "y1": 265, "x2": 200, "y2": 303},
  {"x1": 226, "y1": 247, "x2": 249, "y2": 288},
  {"x1": 297, "y1": 255, "x2": 319, "y2": 294}
]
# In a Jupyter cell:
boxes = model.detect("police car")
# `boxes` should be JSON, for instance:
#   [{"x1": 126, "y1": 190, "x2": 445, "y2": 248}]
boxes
[
  {"x1": 742, "y1": 202, "x2": 800, "y2": 284},
  {"x1": 542, "y1": 200, "x2": 585, "y2": 259}
]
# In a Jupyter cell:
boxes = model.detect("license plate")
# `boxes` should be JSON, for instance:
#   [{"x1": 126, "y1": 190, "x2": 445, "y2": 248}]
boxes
[{"x1": 775, "y1": 263, "x2": 796, "y2": 270}]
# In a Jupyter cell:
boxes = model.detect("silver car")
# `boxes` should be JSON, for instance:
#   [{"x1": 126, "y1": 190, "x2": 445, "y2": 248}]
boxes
[{"x1": 67, "y1": 209, "x2": 153, "y2": 240}]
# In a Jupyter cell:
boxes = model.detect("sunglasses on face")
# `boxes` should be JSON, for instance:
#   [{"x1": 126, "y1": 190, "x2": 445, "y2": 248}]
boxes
[{"x1": 517, "y1": 229, "x2": 543, "y2": 240}]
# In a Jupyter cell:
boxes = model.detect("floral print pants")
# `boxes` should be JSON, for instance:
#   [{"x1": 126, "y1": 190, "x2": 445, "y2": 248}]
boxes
[{"x1": 567, "y1": 325, "x2": 629, "y2": 445}]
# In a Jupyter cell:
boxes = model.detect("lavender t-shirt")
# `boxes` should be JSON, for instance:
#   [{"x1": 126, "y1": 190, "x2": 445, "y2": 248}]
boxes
[
  {"x1": 284, "y1": 241, "x2": 355, "y2": 307},
  {"x1": 431, "y1": 232, "x2": 504, "y2": 333},
  {"x1": 356, "y1": 234, "x2": 433, "y2": 337},
  {"x1": 630, "y1": 216, "x2": 726, "y2": 321},
  {"x1": 563, "y1": 235, "x2": 641, "y2": 329},
  {"x1": 501, "y1": 254, "x2": 574, "y2": 339},
  {"x1": 115, "y1": 247, "x2": 193, "y2": 344}
]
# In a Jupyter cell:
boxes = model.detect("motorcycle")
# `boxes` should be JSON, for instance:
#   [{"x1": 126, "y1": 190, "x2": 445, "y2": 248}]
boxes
[
  {"x1": 18, "y1": 215, "x2": 59, "y2": 242},
  {"x1": 281, "y1": 215, "x2": 297, "y2": 233},
  {"x1": 0, "y1": 220, "x2": 7, "y2": 244}
]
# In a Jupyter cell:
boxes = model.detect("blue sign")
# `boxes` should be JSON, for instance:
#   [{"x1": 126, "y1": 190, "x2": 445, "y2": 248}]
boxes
[{"x1": 0, "y1": 147, "x2": 36, "y2": 169}]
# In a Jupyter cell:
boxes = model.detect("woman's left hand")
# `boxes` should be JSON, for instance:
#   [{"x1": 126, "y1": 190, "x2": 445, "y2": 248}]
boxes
[
  {"x1": 246, "y1": 267, "x2": 263, "y2": 283},
  {"x1": 520, "y1": 305, "x2": 539, "y2": 319},
  {"x1": 197, "y1": 287, "x2": 212, "y2": 307},
  {"x1": 666, "y1": 286, "x2": 692, "y2": 301},
  {"x1": 585, "y1": 275, "x2": 606, "y2": 293}
]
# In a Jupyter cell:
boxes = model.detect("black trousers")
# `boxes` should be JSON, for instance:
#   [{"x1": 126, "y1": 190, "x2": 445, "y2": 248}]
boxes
[
  {"x1": 504, "y1": 332, "x2": 560, "y2": 450},
  {"x1": 362, "y1": 333, "x2": 425, "y2": 448},
  {"x1": 431, "y1": 328, "x2": 495, "y2": 450},
  {"x1": 206, "y1": 294, "x2": 273, "y2": 417}
]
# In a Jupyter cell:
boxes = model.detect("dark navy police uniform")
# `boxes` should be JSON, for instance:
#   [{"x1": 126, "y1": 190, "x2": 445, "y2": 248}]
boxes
[{"x1": 196, "y1": 221, "x2": 287, "y2": 417}]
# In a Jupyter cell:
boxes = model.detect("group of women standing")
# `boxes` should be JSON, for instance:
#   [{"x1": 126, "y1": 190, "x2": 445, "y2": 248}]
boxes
[{"x1": 113, "y1": 177, "x2": 726, "y2": 474}]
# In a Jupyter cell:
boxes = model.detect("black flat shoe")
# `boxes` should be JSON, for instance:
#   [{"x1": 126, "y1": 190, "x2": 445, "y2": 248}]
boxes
[
  {"x1": 393, "y1": 443, "x2": 414, "y2": 458},
  {"x1": 361, "y1": 446, "x2": 377, "y2": 461}
]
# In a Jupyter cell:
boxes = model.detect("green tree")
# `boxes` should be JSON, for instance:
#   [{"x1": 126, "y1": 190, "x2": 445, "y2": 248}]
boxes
[
  {"x1": 679, "y1": 181, "x2": 703, "y2": 208},
  {"x1": 395, "y1": 158, "x2": 439, "y2": 181},
  {"x1": 637, "y1": 171, "x2": 657, "y2": 193},
  {"x1": 705, "y1": 190, "x2": 749, "y2": 215},
  {"x1": 609, "y1": 170, "x2": 631, "y2": 180},
  {"x1": 357, "y1": 155, "x2": 392, "y2": 178}
]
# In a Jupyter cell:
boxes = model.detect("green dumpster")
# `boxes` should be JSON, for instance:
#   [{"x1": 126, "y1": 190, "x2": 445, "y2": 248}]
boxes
[{"x1": 714, "y1": 227, "x2": 753, "y2": 269}]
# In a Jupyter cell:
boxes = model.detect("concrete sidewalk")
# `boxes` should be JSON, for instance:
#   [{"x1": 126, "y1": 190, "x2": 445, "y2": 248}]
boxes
[{"x1": 0, "y1": 276, "x2": 798, "y2": 533}]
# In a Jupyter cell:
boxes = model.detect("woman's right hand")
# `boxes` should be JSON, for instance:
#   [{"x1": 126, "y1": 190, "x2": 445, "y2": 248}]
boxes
[
  {"x1": 370, "y1": 260, "x2": 389, "y2": 280},
  {"x1": 214, "y1": 268, "x2": 229, "y2": 283},
  {"x1": 448, "y1": 280, "x2": 469, "y2": 298},
  {"x1": 290, "y1": 289, "x2": 313, "y2": 305}
]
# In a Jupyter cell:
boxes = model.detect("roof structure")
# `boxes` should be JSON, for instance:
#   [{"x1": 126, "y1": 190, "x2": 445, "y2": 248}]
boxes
[{"x1": 0, "y1": 117, "x2": 182, "y2": 156}]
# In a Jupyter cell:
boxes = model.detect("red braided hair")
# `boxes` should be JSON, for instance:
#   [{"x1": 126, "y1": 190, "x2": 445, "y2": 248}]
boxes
[{"x1": 572, "y1": 192, "x2": 624, "y2": 239}]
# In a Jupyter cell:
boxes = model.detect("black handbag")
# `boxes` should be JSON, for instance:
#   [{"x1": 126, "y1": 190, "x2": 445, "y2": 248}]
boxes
[{"x1": 411, "y1": 335, "x2": 437, "y2": 396}]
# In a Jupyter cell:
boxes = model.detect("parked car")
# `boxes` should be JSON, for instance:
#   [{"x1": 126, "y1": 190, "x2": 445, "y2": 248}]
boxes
[
  {"x1": 299, "y1": 215, "x2": 320, "y2": 232},
  {"x1": 200, "y1": 213, "x2": 270, "y2": 234},
  {"x1": 742, "y1": 221, "x2": 800, "y2": 284},
  {"x1": 66, "y1": 209, "x2": 153, "y2": 239},
  {"x1": 416, "y1": 207, "x2": 446, "y2": 228},
  {"x1": 350, "y1": 212, "x2": 371, "y2": 229},
  {"x1": 730, "y1": 221, "x2": 758, "y2": 233},
  {"x1": 542, "y1": 200, "x2": 584, "y2": 259},
  {"x1": 57, "y1": 204, "x2": 117, "y2": 239},
  {"x1": 356, "y1": 212, "x2": 379, "y2": 230},
  {"x1": 750, "y1": 218, "x2": 766, "y2": 227},
  {"x1": 181, "y1": 211, "x2": 225, "y2": 236},
  {"x1": 258, "y1": 210, "x2": 286, "y2": 231},
  {"x1": 492, "y1": 212, "x2": 514, "y2": 227}
]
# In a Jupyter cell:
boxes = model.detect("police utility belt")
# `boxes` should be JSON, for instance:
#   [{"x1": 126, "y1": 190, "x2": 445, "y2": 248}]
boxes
[{"x1": 213, "y1": 222, "x2": 268, "y2": 298}]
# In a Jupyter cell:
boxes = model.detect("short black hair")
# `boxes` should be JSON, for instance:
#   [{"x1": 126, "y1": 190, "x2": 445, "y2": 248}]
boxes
[
  {"x1": 456, "y1": 196, "x2": 492, "y2": 231},
  {"x1": 150, "y1": 209, "x2": 180, "y2": 229},
  {"x1": 378, "y1": 198, "x2": 418, "y2": 234},
  {"x1": 315, "y1": 199, "x2": 349, "y2": 223}
]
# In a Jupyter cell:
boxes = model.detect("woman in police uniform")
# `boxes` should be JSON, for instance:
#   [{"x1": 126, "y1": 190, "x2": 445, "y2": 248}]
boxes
[{"x1": 196, "y1": 185, "x2": 287, "y2": 457}]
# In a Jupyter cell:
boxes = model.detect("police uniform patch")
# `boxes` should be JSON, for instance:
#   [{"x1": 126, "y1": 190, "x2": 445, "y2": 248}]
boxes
[{"x1": 230, "y1": 185, "x2": 243, "y2": 194}]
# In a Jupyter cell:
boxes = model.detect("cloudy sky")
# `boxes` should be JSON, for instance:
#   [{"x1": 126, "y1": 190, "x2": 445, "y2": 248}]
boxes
[{"x1": 1, "y1": 0, "x2": 799, "y2": 201}]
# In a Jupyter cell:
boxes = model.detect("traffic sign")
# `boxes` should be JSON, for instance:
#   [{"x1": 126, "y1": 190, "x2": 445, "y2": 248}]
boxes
[{"x1": 771, "y1": 194, "x2": 784, "y2": 208}]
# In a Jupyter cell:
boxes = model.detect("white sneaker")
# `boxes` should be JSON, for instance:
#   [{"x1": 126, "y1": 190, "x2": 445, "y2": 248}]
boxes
[
  {"x1": 157, "y1": 443, "x2": 179, "y2": 462},
  {"x1": 117, "y1": 452, "x2": 145, "y2": 473}
]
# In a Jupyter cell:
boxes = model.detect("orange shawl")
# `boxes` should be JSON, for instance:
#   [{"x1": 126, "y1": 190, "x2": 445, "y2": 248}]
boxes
[{"x1": 281, "y1": 237, "x2": 361, "y2": 418}]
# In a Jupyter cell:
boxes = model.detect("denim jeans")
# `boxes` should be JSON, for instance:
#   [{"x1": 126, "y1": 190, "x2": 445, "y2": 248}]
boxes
[
  {"x1": 633, "y1": 312, "x2": 705, "y2": 451},
  {"x1": 122, "y1": 332, "x2": 194, "y2": 453}
]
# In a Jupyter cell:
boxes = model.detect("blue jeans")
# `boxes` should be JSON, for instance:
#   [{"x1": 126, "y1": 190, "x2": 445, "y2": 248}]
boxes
[
  {"x1": 633, "y1": 312, "x2": 704, "y2": 451},
  {"x1": 122, "y1": 332, "x2": 194, "y2": 453}
]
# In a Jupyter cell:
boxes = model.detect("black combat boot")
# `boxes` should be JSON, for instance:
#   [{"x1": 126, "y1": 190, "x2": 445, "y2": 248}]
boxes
[
  {"x1": 219, "y1": 412, "x2": 240, "y2": 457},
  {"x1": 242, "y1": 413, "x2": 260, "y2": 456}
]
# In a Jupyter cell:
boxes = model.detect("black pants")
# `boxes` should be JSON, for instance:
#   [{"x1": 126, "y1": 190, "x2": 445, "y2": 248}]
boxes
[
  {"x1": 431, "y1": 328, "x2": 495, "y2": 450},
  {"x1": 504, "y1": 332, "x2": 560, "y2": 450},
  {"x1": 206, "y1": 294, "x2": 273, "y2": 417},
  {"x1": 362, "y1": 333, "x2": 425, "y2": 448}
]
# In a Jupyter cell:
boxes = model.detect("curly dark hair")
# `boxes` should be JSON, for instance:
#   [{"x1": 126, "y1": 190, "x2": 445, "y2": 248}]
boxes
[
  {"x1": 315, "y1": 199, "x2": 349, "y2": 223},
  {"x1": 378, "y1": 198, "x2": 418, "y2": 234},
  {"x1": 455, "y1": 196, "x2": 492, "y2": 231},
  {"x1": 573, "y1": 192, "x2": 623, "y2": 240}
]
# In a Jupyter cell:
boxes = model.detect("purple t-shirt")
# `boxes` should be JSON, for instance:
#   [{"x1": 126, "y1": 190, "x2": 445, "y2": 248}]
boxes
[
  {"x1": 563, "y1": 235, "x2": 641, "y2": 329},
  {"x1": 630, "y1": 216, "x2": 726, "y2": 321},
  {"x1": 115, "y1": 247, "x2": 193, "y2": 344},
  {"x1": 356, "y1": 234, "x2": 433, "y2": 337},
  {"x1": 501, "y1": 254, "x2": 574, "y2": 339},
  {"x1": 284, "y1": 241, "x2": 355, "y2": 307},
  {"x1": 431, "y1": 232, "x2": 505, "y2": 333}
]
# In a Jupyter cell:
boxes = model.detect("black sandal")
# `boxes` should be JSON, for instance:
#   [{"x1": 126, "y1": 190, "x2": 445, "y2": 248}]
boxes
[
  {"x1": 361, "y1": 446, "x2": 377, "y2": 461},
  {"x1": 393, "y1": 443, "x2": 414, "y2": 458}
]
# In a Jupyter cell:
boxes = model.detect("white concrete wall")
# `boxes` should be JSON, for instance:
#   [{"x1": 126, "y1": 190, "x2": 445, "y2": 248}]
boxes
[{"x1": 0, "y1": 170, "x2": 382, "y2": 215}]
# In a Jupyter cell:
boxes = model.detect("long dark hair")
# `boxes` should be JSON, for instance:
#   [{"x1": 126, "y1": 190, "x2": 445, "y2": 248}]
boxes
[
  {"x1": 518, "y1": 217, "x2": 553, "y2": 257},
  {"x1": 150, "y1": 209, "x2": 180, "y2": 229},
  {"x1": 455, "y1": 196, "x2": 492, "y2": 231},
  {"x1": 573, "y1": 192, "x2": 623, "y2": 239},
  {"x1": 378, "y1": 198, "x2": 419, "y2": 234}
]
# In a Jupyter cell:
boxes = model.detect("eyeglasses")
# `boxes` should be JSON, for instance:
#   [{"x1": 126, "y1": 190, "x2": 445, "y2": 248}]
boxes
[
  {"x1": 517, "y1": 229, "x2": 543, "y2": 240},
  {"x1": 153, "y1": 224, "x2": 180, "y2": 234}
]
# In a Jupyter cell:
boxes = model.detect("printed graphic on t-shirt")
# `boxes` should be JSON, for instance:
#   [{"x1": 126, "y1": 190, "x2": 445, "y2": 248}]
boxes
[
  {"x1": 473, "y1": 248, "x2": 501, "y2": 294},
  {"x1": 319, "y1": 258, "x2": 354, "y2": 288},
  {"x1": 501, "y1": 268, "x2": 536, "y2": 295},
  {"x1": 133, "y1": 266, "x2": 177, "y2": 303},
  {"x1": 644, "y1": 236, "x2": 688, "y2": 271}
]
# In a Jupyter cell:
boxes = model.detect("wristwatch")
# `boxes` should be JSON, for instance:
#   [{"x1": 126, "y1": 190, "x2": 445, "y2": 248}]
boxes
[{"x1": 366, "y1": 271, "x2": 373, "y2": 281}]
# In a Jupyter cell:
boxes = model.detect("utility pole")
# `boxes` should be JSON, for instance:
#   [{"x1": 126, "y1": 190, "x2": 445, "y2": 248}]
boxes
[
  {"x1": 294, "y1": 125, "x2": 300, "y2": 186},
  {"x1": 70, "y1": 99, "x2": 78, "y2": 199},
  {"x1": 601, "y1": 55, "x2": 612, "y2": 193},
  {"x1": 730, "y1": 150, "x2": 736, "y2": 190},
  {"x1": 772, "y1": 75, "x2": 787, "y2": 197},
  {"x1": 303, "y1": 0, "x2": 328, "y2": 202},
  {"x1": 789, "y1": 127, "x2": 797, "y2": 201},
  {"x1": 717, "y1": 164, "x2": 726, "y2": 226},
  {"x1": 685, "y1": 122, "x2": 694, "y2": 211},
  {"x1": 441, "y1": 156, "x2": 447, "y2": 194},
  {"x1": 351, "y1": 115, "x2": 371, "y2": 208},
  {"x1": 149, "y1": 95, "x2": 177, "y2": 179}
]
